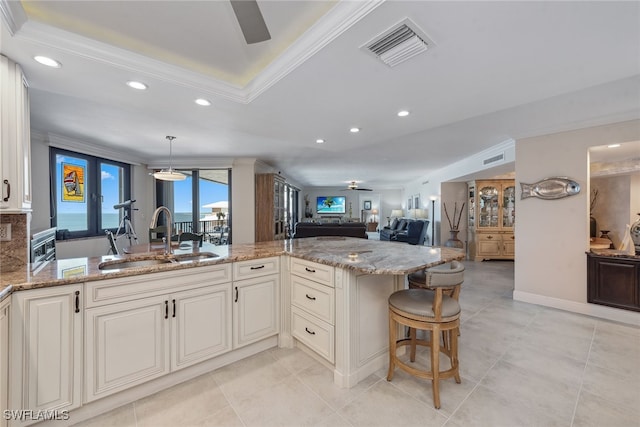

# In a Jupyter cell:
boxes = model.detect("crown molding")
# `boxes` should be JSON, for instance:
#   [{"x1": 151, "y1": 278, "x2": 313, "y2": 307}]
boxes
[
  {"x1": 11, "y1": 0, "x2": 385, "y2": 104},
  {"x1": 41, "y1": 131, "x2": 144, "y2": 165},
  {"x1": 245, "y1": 0, "x2": 385, "y2": 102},
  {"x1": 15, "y1": 20, "x2": 249, "y2": 103},
  {"x1": 0, "y1": 0, "x2": 27, "y2": 35}
]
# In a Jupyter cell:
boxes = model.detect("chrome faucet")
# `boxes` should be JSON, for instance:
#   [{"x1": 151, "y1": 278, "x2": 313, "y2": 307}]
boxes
[{"x1": 150, "y1": 206, "x2": 173, "y2": 255}]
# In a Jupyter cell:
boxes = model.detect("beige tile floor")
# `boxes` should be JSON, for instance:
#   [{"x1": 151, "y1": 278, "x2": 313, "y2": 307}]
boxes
[{"x1": 73, "y1": 261, "x2": 640, "y2": 427}]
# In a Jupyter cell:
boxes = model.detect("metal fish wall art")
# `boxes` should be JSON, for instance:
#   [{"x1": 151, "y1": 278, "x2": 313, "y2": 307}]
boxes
[{"x1": 520, "y1": 177, "x2": 581, "y2": 200}]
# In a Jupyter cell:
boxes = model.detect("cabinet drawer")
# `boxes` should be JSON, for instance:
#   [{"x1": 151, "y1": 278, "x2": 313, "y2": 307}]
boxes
[
  {"x1": 85, "y1": 264, "x2": 232, "y2": 308},
  {"x1": 292, "y1": 276, "x2": 335, "y2": 324},
  {"x1": 292, "y1": 307, "x2": 334, "y2": 363},
  {"x1": 233, "y1": 257, "x2": 280, "y2": 280},
  {"x1": 477, "y1": 233, "x2": 501, "y2": 241},
  {"x1": 291, "y1": 258, "x2": 334, "y2": 287}
]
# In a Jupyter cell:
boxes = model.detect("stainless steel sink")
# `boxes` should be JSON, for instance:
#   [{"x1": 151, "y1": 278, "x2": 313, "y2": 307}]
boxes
[
  {"x1": 98, "y1": 258, "x2": 175, "y2": 270},
  {"x1": 173, "y1": 252, "x2": 219, "y2": 263}
]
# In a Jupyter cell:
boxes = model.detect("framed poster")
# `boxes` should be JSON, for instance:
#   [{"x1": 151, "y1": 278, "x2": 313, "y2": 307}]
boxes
[
  {"x1": 363, "y1": 200, "x2": 372, "y2": 210},
  {"x1": 414, "y1": 194, "x2": 420, "y2": 210},
  {"x1": 62, "y1": 163, "x2": 85, "y2": 202}
]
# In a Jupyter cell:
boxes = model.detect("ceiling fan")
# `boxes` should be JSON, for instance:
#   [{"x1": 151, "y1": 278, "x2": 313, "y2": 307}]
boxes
[
  {"x1": 342, "y1": 181, "x2": 373, "y2": 191},
  {"x1": 230, "y1": 0, "x2": 271, "y2": 44}
]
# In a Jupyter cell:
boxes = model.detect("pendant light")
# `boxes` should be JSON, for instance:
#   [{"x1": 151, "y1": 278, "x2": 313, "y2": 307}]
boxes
[{"x1": 153, "y1": 136, "x2": 186, "y2": 181}]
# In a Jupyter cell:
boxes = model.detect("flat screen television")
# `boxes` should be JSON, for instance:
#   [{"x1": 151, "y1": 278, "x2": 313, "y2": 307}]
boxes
[{"x1": 316, "y1": 196, "x2": 346, "y2": 214}]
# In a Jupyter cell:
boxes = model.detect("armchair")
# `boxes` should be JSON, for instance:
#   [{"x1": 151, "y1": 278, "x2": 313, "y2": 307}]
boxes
[{"x1": 393, "y1": 220, "x2": 429, "y2": 245}]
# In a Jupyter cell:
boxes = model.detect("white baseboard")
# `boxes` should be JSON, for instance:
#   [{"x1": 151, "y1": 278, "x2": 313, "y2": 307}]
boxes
[{"x1": 513, "y1": 290, "x2": 640, "y2": 326}]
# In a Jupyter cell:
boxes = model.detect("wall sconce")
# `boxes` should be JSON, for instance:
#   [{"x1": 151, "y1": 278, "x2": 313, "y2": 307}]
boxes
[{"x1": 153, "y1": 136, "x2": 186, "y2": 181}]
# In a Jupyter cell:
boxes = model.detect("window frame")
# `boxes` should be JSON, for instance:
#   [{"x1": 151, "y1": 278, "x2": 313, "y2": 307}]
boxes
[{"x1": 50, "y1": 147, "x2": 131, "y2": 239}]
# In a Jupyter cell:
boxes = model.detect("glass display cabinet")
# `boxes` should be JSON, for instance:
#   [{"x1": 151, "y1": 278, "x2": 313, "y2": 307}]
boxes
[{"x1": 468, "y1": 180, "x2": 515, "y2": 261}]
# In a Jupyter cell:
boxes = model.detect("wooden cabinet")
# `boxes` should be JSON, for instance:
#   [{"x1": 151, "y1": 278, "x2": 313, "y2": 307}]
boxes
[
  {"x1": 468, "y1": 180, "x2": 515, "y2": 261},
  {"x1": 9, "y1": 285, "x2": 82, "y2": 426},
  {"x1": 233, "y1": 257, "x2": 280, "y2": 348},
  {"x1": 0, "y1": 55, "x2": 31, "y2": 212},
  {"x1": 255, "y1": 174, "x2": 287, "y2": 242},
  {"x1": 587, "y1": 253, "x2": 640, "y2": 312},
  {"x1": 84, "y1": 265, "x2": 233, "y2": 402},
  {"x1": 0, "y1": 298, "x2": 9, "y2": 427},
  {"x1": 367, "y1": 222, "x2": 378, "y2": 232},
  {"x1": 290, "y1": 258, "x2": 335, "y2": 363}
]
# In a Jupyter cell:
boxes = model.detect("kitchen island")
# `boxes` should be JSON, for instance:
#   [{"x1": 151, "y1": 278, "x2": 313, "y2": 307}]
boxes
[{"x1": 1, "y1": 238, "x2": 464, "y2": 426}]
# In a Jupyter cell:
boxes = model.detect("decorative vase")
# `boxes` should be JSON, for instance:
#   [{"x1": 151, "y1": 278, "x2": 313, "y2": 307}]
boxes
[
  {"x1": 590, "y1": 216, "x2": 597, "y2": 238},
  {"x1": 444, "y1": 230, "x2": 464, "y2": 249},
  {"x1": 304, "y1": 203, "x2": 312, "y2": 218}
]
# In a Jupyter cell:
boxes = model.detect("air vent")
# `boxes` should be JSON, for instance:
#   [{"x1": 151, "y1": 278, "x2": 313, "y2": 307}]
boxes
[
  {"x1": 483, "y1": 153, "x2": 505, "y2": 165},
  {"x1": 362, "y1": 19, "x2": 434, "y2": 67}
]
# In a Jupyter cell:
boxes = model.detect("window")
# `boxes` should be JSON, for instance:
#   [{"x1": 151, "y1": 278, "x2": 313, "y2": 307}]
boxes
[
  {"x1": 156, "y1": 169, "x2": 230, "y2": 245},
  {"x1": 50, "y1": 148, "x2": 131, "y2": 238}
]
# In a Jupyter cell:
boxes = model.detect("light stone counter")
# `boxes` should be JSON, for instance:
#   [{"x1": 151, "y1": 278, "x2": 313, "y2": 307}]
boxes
[{"x1": 0, "y1": 237, "x2": 464, "y2": 296}]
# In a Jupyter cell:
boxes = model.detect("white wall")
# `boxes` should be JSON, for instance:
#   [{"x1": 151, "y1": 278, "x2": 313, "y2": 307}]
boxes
[
  {"x1": 514, "y1": 119, "x2": 640, "y2": 325},
  {"x1": 230, "y1": 158, "x2": 256, "y2": 244}
]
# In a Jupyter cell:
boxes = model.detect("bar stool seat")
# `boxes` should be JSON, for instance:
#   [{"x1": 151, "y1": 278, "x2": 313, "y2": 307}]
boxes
[{"x1": 387, "y1": 261, "x2": 465, "y2": 409}]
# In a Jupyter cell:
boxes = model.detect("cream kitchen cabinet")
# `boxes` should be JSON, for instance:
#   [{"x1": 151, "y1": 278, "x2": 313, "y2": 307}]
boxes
[
  {"x1": 9, "y1": 285, "x2": 82, "y2": 426},
  {"x1": 0, "y1": 297, "x2": 10, "y2": 427},
  {"x1": 0, "y1": 55, "x2": 31, "y2": 212},
  {"x1": 84, "y1": 265, "x2": 232, "y2": 402},
  {"x1": 232, "y1": 257, "x2": 280, "y2": 348},
  {"x1": 290, "y1": 258, "x2": 335, "y2": 363}
]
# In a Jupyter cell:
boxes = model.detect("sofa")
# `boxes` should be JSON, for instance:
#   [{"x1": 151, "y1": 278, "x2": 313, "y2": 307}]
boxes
[
  {"x1": 381, "y1": 218, "x2": 429, "y2": 245},
  {"x1": 293, "y1": 222, "x2": 368, "y2": 239}
]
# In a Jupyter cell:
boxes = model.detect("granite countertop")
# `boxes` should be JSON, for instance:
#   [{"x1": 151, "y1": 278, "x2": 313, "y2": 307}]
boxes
[
  {"x1": 588, "y1": 248, "x2": 640, "y2": 260},
  {"x1": 0, "y1": 237, "x2": 465, "y2": 298}
]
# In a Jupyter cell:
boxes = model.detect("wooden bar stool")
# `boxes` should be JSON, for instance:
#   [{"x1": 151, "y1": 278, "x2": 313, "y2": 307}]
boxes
[{"x1": 387, "y1": 261, "x2": 465, "y2": 409}]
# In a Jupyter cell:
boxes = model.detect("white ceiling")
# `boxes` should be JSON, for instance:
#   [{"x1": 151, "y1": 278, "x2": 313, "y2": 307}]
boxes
[{"x1": 1, "y1": 0, "x2": 639, "y2": 190}]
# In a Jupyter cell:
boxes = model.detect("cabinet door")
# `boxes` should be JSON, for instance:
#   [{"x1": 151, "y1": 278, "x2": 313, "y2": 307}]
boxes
[
  {"x1": 501, "y1": 184, "x2": 515, "y2": 229},
  {"x1": 477, "y1": 184, "x2": 500, "y2": 229},
  {"x1": 477, "y1": 234, "x2": 501, "y2": 257},
  {"x1": 84, "y1": 296, "x2": 170, "y2": 403},
  {"x1": 502, "y1": 233, "x2": 515, "y2": 257},
  {"x1": 233, "y1": 274, "x2": 279, "y2": 348},
  {"x1": 10, "y1": 285, "x2": 82, "y2": 423},
  {"x1": 172, "y1": 285, "x2": 232, "y2": 371},
  {"x1": 0, "y1": 57, "x2": 30, "y2": 211}
]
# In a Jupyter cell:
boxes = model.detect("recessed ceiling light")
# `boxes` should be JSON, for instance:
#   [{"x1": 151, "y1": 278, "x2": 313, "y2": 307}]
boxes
[
  {"x1": 34, "y1": 56, "x2": 61, "y2": 68},
  {"x1": 607, "y1": 144, "x2": 621, "y2": 148},
  {"x1": 397, "y1": 110, "x2": 410, "y2": 117},
  {"x1": 126, "y1": 81, "x2": 148, "y2": 90},
  {"x1": 350, "y1": 127, "x2": 360, "y2": 133},
  {"x1": 195, "y1": 98, "x2": 211, "y2": 106},
  {"x1": 316, "y1": 139, "x2": 325, "y2": 144}
]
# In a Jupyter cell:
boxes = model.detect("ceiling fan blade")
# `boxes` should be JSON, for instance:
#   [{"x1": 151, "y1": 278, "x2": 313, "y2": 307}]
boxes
[
  {"x1": 230, "y1": 0, "x2": 271, "y2": 44},
  {"x1": 356, "y1": 188, "x2": 373, "y2": 191}
]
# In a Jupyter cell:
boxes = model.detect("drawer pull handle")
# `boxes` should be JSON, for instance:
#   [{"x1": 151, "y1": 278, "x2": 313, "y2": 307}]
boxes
[
  {"x1": 235, "y1": 286, "x2": 238, "y2": 303},
  {"x1": 305, "y1": 327, "x2": 316, "y2": 335},
  {"x1": 486, "y1": 235, "x2": 493, "y2": 239},
  {"x1": 305, "y1": 267, "x2": 316, "y2": 273},
  {"x1": 250, "y1": 265, "x2": 265, "y2": 270},
  {"x1": 305, "y1": 294, "x2": 316, "y2": 301},
  {"x1": 172, "y1": 299, "x2": 176, "y2": 318},
  {"x1": 2, "y1": 179, "x2": 9, "y2": 202},
  {"x1": 165, "y1": 300, "x2": 169, "y2": 319},
  {"x1": 74, "y1": 291, "x2": 80, "y2": 313}
]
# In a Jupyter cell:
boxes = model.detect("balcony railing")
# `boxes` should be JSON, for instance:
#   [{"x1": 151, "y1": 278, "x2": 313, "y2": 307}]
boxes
[{"x1": 174, "y1": 220, "x2": 229, "y2": 245}]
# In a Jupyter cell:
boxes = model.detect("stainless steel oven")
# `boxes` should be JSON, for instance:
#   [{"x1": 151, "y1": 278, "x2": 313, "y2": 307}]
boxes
[{"x1": 30, "y1": 227, "x2": 56, "y2": 271}]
